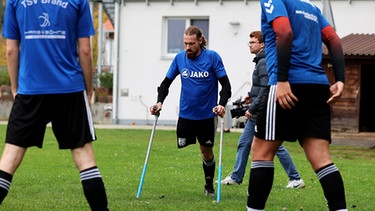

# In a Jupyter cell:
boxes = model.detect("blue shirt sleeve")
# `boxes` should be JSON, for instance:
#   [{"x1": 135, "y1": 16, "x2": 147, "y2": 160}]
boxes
[{"x1": 2, "y1": 0, "x2": 20, "y2": 39}]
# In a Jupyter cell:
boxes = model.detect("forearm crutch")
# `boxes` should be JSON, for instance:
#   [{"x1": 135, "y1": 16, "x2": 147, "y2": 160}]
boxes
[
  {"x1": 216, "y1": 115, "x2": 224, "y2": 202},
  {"x1": 136, "y1": 105, "x2": 159, "y2": 198}
]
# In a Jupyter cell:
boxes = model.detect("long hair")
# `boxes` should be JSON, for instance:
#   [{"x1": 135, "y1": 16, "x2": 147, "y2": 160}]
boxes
[{"x1": 184, "y1": 26, "x2": 207, "y2": 49}]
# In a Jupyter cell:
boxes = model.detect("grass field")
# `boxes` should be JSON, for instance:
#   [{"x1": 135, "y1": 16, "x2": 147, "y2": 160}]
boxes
[{"x1": 0, "y1": 124, "x2": 374, "y2": 210}]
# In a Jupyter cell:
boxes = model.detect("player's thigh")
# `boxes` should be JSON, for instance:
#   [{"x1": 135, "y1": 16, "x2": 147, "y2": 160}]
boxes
[{"x1": 251, "y1": 137, "x2": 282, "y2": 161}]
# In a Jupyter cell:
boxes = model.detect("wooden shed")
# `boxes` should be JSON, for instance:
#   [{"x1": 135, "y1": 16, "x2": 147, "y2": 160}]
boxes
[{"x1": 323, "y1": 33, "x2": 375, "y2": 133}]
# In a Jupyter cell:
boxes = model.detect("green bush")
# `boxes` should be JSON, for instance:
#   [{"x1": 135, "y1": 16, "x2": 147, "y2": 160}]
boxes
[
  {"x1": 0, "y1": 69, "x2": 10, "y2": 86},
  {"x1": 98, "y1": 71, "x2": 113, "y2": 89}
]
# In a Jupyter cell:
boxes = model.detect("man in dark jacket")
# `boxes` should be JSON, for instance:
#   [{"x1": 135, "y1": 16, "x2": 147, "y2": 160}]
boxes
[{"x1": 218, "y1": 31, "x2": 304, "y2": 188}]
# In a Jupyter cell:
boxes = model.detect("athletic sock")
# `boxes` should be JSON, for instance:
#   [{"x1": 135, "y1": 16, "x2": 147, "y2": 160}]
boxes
[
  {"x1": 247, "y1": 161, "x2": 274, "y2": 210},
  {"x1": 316, "y1": 163, "x2": 347, "y2": 211},
  {"x1": 80, "y1": 166, "x2": 109, "y2": 211},
  {"x1": 0, "y1": 170, "x2": 12, "y2": 205},
  {"x1": 202, "y1": 157, "x2": 215, "y2": 187}
]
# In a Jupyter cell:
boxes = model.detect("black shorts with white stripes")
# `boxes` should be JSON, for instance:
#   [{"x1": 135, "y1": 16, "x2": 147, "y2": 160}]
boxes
[
  {"x1": 255, "y1": 84, "x2": 331, "y2": 143},
  {"x1": 6, "y1": 91, "x2": 96, "y2": 149}
]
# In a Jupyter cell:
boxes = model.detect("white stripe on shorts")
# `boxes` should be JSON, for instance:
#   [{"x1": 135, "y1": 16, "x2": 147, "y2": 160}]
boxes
[
  {"x1": 83, "y1": 90, "x2": 96, "y2": 140},
  {"x1": 265, "y1": 85, "x2": 277, "y2": 140}
]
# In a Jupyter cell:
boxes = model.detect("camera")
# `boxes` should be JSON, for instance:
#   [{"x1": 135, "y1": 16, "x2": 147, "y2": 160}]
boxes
[{"x1": 230, "y1": 97, "x2": 249, "y2": 118}]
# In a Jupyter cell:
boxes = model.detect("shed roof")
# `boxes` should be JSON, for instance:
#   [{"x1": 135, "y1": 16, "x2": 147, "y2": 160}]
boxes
[{"x1": 323, "y1": 33, "x2": 375, "y2": 57}]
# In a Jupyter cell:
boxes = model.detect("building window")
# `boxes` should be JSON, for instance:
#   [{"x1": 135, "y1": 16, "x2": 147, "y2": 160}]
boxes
[{"x1": 163, "y1": 17, "x2": 209, "y2": 58}]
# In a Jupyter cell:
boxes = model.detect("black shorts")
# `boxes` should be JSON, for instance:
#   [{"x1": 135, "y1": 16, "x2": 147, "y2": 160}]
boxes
[
  {"x1": 255, "y1": 84, "x2": 331, "y2": 144},
  {"x1": 176, "y1": 117, "x2": 217, "y2": 148},
  {"x1": 6, "y1": 91, "x2": 96, "y2": 149}
]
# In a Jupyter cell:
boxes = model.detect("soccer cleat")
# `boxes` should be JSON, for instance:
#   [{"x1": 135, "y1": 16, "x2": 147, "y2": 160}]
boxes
[
  {"x1": 219, "y1": 175, "x2": 240, "y2": 185},
  {"x1": 204, "y1": 184, "x2": 215, "y2": 196},
  {"x1": 286, "y1": 179, "x2": 305, "y2": 189}
]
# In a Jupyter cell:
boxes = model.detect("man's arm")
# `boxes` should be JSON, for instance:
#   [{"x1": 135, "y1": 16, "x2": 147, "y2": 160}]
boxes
[
  {"x1": 5, "y1": 39, "x2": 20, "y2": 98},
  {"x1": 272, "y1": 16, "x2": 298, "y2": 109},
  {"x1": 321, "y1": 25, "x2": 345, "y2": 83},
  {"x1": 150, "y1": 76, "x2": 173, "y2": 115},
  {"x1": 321, "y1": 25, "x2": 345, "y2": 104},
  {"x1": 157, "y1": 76, "x2": 173, "y2": 104},
  {"x1": 272, "y1": 16, "x2": 293, "y2": 82},
  {"x1": 218, "y1": 75, "x2": 232, "y2": 107},
  {"x1": 212, "y1": 75, "x2": 231, "y2": 117},
  {"x1": 78, "y1": 37, "x2": 94, "y2": 102}
]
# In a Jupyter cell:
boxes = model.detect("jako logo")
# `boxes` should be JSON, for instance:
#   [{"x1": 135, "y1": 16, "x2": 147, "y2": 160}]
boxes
[{"x1": 181, "y1": 68, "x2": 209, "y2": 79}]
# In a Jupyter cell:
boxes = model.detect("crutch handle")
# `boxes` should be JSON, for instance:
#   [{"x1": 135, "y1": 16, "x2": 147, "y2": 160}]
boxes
[
  {"x1": 152, "y1": 104, "x2": 160, "y2": 117},
  {"x1": 213, "y1": 106, "x2": 225, "y2": 118}
]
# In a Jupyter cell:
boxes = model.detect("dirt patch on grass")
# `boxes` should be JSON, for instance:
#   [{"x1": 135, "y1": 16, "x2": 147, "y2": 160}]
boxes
[{"x1": 332, "y1": 132, "x2": 375, "y2": 149}]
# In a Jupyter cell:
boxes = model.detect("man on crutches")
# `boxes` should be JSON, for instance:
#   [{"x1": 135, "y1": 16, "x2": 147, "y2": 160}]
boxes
[{"x1": 150, "y1": 26, "x2": 231, "y2": 197}]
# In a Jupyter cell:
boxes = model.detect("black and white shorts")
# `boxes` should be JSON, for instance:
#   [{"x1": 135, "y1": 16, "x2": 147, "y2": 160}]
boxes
[
  {"x1": 176, "y1": 117, "x2": 217, "y2": 148},
  {"x1": 6, "y1": 91, "x2": 96, "y2": 149},
  {"x1": 255, "y1": 84, "x2": 332, "y2": 144}
]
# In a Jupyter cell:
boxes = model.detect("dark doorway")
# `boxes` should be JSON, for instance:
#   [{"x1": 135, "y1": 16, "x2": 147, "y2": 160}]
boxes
[{"x1": 359, "y1": 64, "x2": 375, "y2": 132}]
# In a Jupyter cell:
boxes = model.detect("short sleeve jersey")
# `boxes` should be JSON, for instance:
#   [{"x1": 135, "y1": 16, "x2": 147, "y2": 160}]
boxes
[
  {"x1": 2, "y1": 0, "x2": 95, "y2": 94},
  {"x1": 260, "y1": 0, "x2": 331, "y2": 85},
  {"x1": 166, "y1": 49, "x2": 227, "y2": 120}
]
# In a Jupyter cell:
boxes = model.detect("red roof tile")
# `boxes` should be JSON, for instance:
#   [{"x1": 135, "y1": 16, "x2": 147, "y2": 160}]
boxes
[{"x1": 323, "y1": 33, "x2": 375, "y2": 57}]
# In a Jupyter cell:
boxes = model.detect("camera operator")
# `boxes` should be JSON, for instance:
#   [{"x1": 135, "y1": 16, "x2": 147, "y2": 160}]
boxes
[
  {"x1": 218, "y1": 31, "x2": 305, "y2": 188},
  {"x1": 230, "y1": 96, "x2": 250, "y2": 120}
]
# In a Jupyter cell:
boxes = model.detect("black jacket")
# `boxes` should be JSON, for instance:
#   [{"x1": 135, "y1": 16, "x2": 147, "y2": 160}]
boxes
[{"x1": 247, "y1": 49, "x2": 269, "y2": 120}]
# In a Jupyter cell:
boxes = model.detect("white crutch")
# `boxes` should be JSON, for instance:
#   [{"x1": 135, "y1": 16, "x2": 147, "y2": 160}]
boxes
[{"x1": 136, "y1": 105, "x2": 159, "y2": 198}]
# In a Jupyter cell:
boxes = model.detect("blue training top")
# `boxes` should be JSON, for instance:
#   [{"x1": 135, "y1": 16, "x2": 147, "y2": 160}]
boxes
[
  {"x1": 260, "y1": 0, "x2": 331, "y2": 85},
  {"x1": 2, "y1": 0, "x2": 95, "y2": 94},
  {"x1": 166, "y1": 49, "x2": 227, "y2": 120}
]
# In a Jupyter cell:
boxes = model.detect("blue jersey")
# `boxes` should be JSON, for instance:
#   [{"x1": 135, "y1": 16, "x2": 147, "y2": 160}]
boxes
[
  {"x1": 166, "y1": 49, "x2": 227, "y2": 120},
  {"x1": 2, "y1": 0, "x2": 95, "y2": 94},
  {"x1": 260, "y1": 0, "x2": 331, "y2": 85}
]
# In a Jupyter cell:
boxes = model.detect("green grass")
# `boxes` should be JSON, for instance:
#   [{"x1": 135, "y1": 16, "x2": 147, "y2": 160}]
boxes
[{"x1": 0, "y1": 125, "x2": 374, "y2": 210}]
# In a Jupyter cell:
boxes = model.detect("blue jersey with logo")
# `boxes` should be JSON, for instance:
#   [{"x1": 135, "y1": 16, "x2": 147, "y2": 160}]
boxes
[
  {"x1": 166, "y1": 49, "x2": 227, "y2": 120},
  {"x1": 260, "y1": 0, "x2": 331, "y2": 85},
  {"x1": 2, "y1": 0, "x2": 95, "y2": 94}
]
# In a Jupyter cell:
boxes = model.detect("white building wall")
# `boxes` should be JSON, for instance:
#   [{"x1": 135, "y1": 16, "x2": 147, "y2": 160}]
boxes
[
  {"x1": 331, "y1": 1, "x2": 375, "y2": 37},
  {"x1": 114, "y1": 0, "x2": 375, "y2": 125}
]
